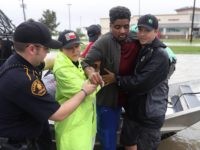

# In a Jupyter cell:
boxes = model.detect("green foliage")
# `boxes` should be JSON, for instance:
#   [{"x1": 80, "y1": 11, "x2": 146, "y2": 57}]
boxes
[
  {"x1": 80, "y1": 43, "x2": 86, "y2": 51},
  {"x1": 161, "y1": 39, "x2": 200, "y2": 54},
  {"x1": 76, "y1": 28, "x2": 85, "y2": 38},
  {"x1": 169, "y1": 46, "x2": 200, "y2": 54},
  {"x1": 39, "y1": 9, "x2": 60, "y2": 36},
  {"x1": 162, "y1": 39, "x2": 200, "y2": 44}
]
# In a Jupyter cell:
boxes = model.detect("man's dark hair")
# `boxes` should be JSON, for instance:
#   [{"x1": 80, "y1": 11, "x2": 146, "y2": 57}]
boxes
[{"x1": 109, "y1": 6, "x2": 131, "y2": 23}]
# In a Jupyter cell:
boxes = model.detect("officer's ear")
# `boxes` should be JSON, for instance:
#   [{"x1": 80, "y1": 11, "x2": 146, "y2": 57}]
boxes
[{"x1": 26, "y1": 44, "x2": 36, "y2": 55}]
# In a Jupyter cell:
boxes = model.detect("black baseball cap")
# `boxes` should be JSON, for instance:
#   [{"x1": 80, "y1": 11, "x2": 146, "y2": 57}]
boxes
[
  {"x1": 137, "y1": 14, "x2": 158, "y2": 31},
  {"x1": 86, "y1": 24, "x2": 101, "y2": 42},
  {"x1": 58, "y1": 30, "x2": 81, "y2": 48},
  {"x1": 14, "y1": 20, "x2": 62, "y2": 49}
]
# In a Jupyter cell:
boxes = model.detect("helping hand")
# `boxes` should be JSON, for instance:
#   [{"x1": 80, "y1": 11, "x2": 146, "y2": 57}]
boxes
[
  {"x1": 88, "y1": 72, "x2": 104, "y2": 87},
  {"x1": 102, "y1": 68, "x2": 116, "y2": 86}
]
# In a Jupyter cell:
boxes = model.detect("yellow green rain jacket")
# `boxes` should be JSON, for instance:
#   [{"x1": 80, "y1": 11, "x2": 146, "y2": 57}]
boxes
[{"x1": 53, "y1": 51, "x2": 96, "y2": 150}]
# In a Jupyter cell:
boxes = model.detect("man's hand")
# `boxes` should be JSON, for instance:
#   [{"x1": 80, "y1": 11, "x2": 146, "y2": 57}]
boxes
[
  {"x1": 102, "y1": 68, "x2": 116, "y2": 86},
  {"x1": 88, "y1": 72, "x2": 104, "y2": 87},
  {"x1": 84, "y1": 66, "x2": 104, "y2": 87}
]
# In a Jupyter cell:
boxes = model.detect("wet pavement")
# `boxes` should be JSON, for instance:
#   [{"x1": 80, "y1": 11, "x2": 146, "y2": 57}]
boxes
[
  {"x1": 169, "y1": 54, "x2": 200, "y2": 84},
  {"x1": 159, "y1": 121, "x2": 200, "y2": 150}
]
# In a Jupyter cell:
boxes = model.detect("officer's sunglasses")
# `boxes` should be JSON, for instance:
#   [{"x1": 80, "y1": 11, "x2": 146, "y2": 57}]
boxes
[{"x1": 33, "y1": 44, "x2": 49, "y2": 52}]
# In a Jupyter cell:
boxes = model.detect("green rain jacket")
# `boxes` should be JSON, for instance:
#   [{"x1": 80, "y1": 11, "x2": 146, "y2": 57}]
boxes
[{"x1": 53, "y1": 51, "x2": 96, "y2": 150}]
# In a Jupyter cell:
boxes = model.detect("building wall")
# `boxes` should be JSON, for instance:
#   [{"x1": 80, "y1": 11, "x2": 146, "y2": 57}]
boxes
[
  {"x1": 100, "y1": 18, "x2": 110, "y2": 34},
  {"x1": 100, "y1": 7, "x2": 200, "y2": 39}
]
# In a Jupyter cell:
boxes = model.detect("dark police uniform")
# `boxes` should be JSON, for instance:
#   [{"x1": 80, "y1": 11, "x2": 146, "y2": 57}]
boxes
[{"x1": 0, "y1": 53, "x2": 60, "y2": 149}]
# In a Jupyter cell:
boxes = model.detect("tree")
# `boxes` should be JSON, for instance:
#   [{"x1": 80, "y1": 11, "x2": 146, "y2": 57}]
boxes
[
  {"x1": 39, "y1": 9, "x2": 60, "y2": 36},
  {"x1": 76, "y1": 28, "x2": 85, "y2": 38}
]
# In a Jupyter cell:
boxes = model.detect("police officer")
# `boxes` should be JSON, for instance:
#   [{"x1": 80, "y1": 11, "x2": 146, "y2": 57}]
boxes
[{"x1": 0, "y1": 20, "x2": 97, "y2": 150}]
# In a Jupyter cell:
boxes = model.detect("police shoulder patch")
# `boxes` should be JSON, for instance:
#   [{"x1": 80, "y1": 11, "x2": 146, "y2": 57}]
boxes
[{"x1": 31, "y1": 79, "x2": 46, "y2": 96}]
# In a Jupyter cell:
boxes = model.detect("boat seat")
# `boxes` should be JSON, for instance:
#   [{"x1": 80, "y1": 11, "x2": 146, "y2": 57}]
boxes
[
  {"x1": 171, "y1": 85, "x2": 200, "y2": 112},
  {"x1": 171, "y1": 95, "x2": 183, "y2": 112}
]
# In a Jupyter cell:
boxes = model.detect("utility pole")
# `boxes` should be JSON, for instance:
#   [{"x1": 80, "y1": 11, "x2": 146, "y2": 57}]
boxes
[
  {"x1": 21, "y1": 0, "x2": 26, "y2": 21},
  {"x1": 80, "y1": 16, "x2": 82, "y2": 28},
  {"x1": 190, "y1": 0, "x2": 196, "y2": 43},
  {"x1": 67, "y1": 4, "x2": 72, "y2": 29},
  {"x1": 138, "y1": 0, "x2": 141, "y2": 17}
]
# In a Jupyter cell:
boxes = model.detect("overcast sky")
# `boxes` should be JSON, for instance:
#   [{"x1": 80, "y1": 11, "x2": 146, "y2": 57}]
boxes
[{"x1": 1, "y1": 0, "x2": 199, "y2": 31}]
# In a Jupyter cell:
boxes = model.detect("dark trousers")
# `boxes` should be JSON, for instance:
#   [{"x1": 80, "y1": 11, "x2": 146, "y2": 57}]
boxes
[{"x1": 0, "y1": 137, "x2": 40, "y2": 150}]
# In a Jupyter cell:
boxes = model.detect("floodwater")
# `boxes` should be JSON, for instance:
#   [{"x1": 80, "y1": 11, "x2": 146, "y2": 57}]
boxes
[
  {"x1": 159, "y1": 54, "x2": 200, "y2": 150},
  {"x1": 159, "y1": 121, "x2": 200, "y2": 150}
]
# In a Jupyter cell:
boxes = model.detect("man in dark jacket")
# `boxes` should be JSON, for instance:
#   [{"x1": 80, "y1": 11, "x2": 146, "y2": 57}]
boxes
[
  {"x1": 120, "y1": 14, "x2": 170, "y2": 150},
  {"x1": 104, "y1": 14, "x2": 170, "y2": 150}
]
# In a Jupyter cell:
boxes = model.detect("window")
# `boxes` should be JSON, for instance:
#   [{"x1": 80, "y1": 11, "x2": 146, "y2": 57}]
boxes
[
  {"x1": 166, "y1": 28, "x2": 180, "y2": 32},
  {"x1": 168, "y1": 19, "x2": 180, "y2": 21}
]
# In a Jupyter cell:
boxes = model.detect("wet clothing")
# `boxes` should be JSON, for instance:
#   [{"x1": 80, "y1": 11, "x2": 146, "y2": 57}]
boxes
[
  {"x1": 81, "y1": 32, "x2": 140, "y2": 108},
  {"x1": 0, "y1": 53, "x2": 60, "y2": 149},
  {"x1": 120, "y1": 118, "x2": 160, "y2": 150},
  {"x1": 81, "y1": 32, "x2": 140, "y2": 150},
  {"x1": 53, "y1": 51, "x2": 97, "y2": 150},
  {"x1": 117, "y1": 38, "x2": 170, "y2": 148},
  {"x1": 118, "y1": 41, "x2": 139, "y2": 107}
]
